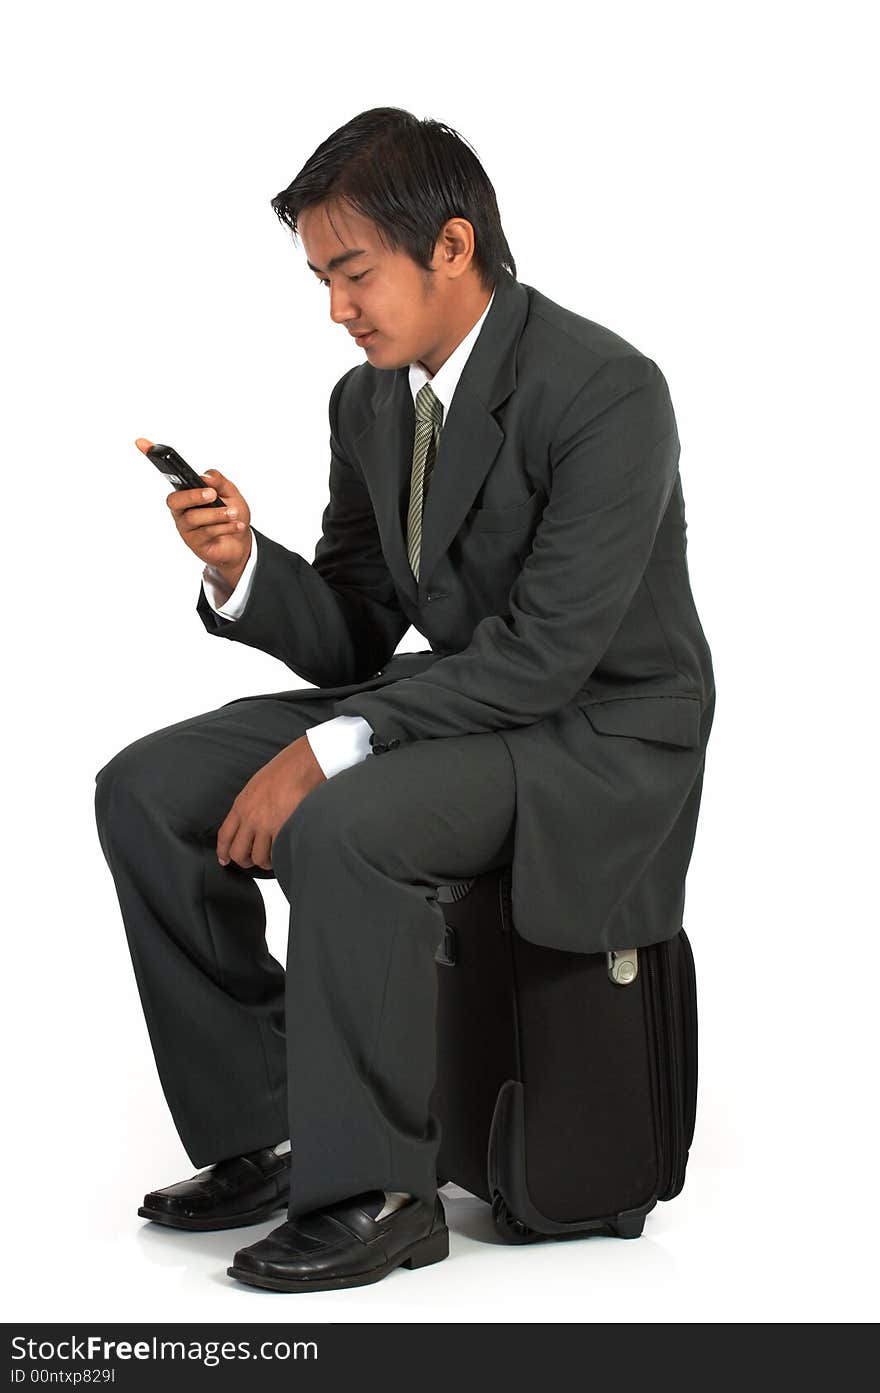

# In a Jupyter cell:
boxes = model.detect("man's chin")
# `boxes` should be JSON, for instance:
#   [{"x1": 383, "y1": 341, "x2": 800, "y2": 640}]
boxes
[{"x1": 368, "y1": 344, "x2": 409, "y2": 371}]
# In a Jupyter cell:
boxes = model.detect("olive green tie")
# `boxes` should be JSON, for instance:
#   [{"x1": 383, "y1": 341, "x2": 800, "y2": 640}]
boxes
[{"x1": 406, "y1": 381, "x2": 444, "y2": 579}]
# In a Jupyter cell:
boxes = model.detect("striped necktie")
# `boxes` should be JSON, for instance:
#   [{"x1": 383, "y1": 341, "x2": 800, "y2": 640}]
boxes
[{"x1": 406, "y1": 381, "x2": 444, "y2": 579}]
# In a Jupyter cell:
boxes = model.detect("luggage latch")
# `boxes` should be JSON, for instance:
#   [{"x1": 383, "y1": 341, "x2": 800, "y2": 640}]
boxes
[
  {"x1": 607, "y1": 948, "x2": 639, "y2": 985},
  {"x1": 435, "y1": 926, "x2": 457, "y2": 967}
]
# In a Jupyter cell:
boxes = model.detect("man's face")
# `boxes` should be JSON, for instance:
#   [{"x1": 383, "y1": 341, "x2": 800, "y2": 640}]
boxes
[{"x1": 297, "y1": 200, "x2": 448, "y2": 371}]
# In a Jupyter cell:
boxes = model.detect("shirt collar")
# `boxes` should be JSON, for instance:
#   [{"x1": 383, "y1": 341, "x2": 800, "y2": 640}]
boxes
[{"x1": 407, "y1": 287, "x2": 496, "y2": 417}]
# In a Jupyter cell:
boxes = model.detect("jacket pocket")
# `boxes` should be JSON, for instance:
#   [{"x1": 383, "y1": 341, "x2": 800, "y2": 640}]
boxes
[
  {"x1": 579, "y1": 694, "x2": 702, "y2": 749},
  {"x1": 465, "y1": 485, "x2": 545, "y2": 532}
]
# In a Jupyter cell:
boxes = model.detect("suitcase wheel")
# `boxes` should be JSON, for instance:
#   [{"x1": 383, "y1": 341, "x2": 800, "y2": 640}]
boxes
[
  {"x1": 491, "y1": 1193, "x2": 541, "y2": 1244},
  {"x1": 608, "y1": 1213, "x2": 646, "y2": 1239}
]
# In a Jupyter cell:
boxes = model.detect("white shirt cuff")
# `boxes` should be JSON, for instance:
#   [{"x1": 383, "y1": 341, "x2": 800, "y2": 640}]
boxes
[
  {"x1": 305, "y1": 715, "x2": 375, "y2": 778},
  {"x1": 202, "y1": 530, "x2": 258, "y2": 618}
]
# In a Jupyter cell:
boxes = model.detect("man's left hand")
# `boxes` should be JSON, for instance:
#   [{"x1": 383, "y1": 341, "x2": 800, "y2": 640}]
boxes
[{"x1": 216, "y1": 735, "x2": 327, "y2": 871}]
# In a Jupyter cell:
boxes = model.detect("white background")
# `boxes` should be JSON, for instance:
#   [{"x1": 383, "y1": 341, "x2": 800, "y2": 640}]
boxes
[{"x1": 3, "y1": 0, "x2": 877, "y2": 1324}]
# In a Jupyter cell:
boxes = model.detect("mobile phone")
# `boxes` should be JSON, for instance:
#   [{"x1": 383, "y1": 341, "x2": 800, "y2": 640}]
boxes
[{"x1": 140, "y1": 440, "x2": 226, "y2": 508}]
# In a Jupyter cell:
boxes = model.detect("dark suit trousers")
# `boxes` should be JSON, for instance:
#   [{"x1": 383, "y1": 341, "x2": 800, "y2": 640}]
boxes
[{"x1": 93, "y1": 689, "x2": 516, "y2": 1219}]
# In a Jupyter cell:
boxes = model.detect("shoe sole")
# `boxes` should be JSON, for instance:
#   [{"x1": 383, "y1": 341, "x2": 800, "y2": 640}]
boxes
[
  {"x1": 226, "y1": 1225, "x2": 450, "y2": 1292},
  {"x1": 138, "y1": 1197, "x2": 288, "y2": 1231}
]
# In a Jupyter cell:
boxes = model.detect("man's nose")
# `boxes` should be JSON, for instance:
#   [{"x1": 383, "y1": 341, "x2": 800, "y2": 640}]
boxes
[{"x1": 329, "y1": 285, "x2": 357, "y2": 324}]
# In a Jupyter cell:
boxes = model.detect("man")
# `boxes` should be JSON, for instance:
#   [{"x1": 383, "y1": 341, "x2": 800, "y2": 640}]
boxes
[{"x1": 94, "y1": 106, "x2": 715, "y2": 1294}]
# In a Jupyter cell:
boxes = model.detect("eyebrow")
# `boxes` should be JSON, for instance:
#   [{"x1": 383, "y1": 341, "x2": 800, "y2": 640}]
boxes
[{"x1": 306, "y1": 249, "x2": 367, "y2": 273}]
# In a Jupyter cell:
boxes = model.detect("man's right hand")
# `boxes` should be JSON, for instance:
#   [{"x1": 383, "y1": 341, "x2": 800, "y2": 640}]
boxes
[{"x1": 166, "y1": 468, "x2": 253, "y2": 590}]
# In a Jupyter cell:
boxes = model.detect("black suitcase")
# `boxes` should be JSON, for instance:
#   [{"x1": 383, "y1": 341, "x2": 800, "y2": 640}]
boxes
[{"x1": 428, "y1": 865, "x2": 698, "y2": 1242}]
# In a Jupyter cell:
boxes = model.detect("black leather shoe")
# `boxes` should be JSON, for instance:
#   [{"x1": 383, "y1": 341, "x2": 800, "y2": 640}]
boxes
[
  {"x1": 138, "y1": 1148, "x2": 290, "y2": 1231},
  {"x1": 227, "y1": 1191, "x2": 448, "y2": 1291}
]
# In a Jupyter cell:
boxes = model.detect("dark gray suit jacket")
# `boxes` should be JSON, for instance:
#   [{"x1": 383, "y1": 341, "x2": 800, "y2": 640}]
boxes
[{"x1": 197, "y1": 268, "x2": 715, "y2": 954}]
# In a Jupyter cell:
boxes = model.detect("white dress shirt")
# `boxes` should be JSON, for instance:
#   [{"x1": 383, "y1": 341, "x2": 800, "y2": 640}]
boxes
[{"x1": 201, "y1": 287, "x2": 496, "y2": 777}]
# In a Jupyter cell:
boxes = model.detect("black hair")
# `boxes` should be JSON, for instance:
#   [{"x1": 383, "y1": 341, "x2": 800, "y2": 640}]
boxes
[{"x1": 270, "y1": 107, "x2": 516, "y2": 293}]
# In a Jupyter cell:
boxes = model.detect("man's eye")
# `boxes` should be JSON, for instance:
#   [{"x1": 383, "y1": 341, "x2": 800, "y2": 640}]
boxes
[{"x1": 317, "y1": 272, "x2": 368, "y2": 287}]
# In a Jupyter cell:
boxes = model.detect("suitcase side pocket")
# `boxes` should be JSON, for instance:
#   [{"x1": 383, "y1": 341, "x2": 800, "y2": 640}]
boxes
[
  {"x1": 679, "y1": 928, "x2": 699, "y2": 1162},
  {"x1": 647, "y1": 929, "x2": 698, "y2": 1202}
]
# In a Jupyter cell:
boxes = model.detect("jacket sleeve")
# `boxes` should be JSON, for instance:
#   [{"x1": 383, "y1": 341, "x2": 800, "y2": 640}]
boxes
[
  {"x1": 332, "y1": 354, "x2": 680, "y2": 745},
  {"x1": 195, "y1": 367, "x2": 410, "y2": 687}
]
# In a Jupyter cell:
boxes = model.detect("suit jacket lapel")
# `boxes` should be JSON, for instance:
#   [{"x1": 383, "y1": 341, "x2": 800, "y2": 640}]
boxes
[{"x1": 352, "y1": 267, "x2": 529, "y2": 605}]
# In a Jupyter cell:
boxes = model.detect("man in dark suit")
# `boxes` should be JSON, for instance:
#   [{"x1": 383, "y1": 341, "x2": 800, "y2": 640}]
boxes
[{"x1": 94, "y1": 107, "x2": 714, "y2": 1294}]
